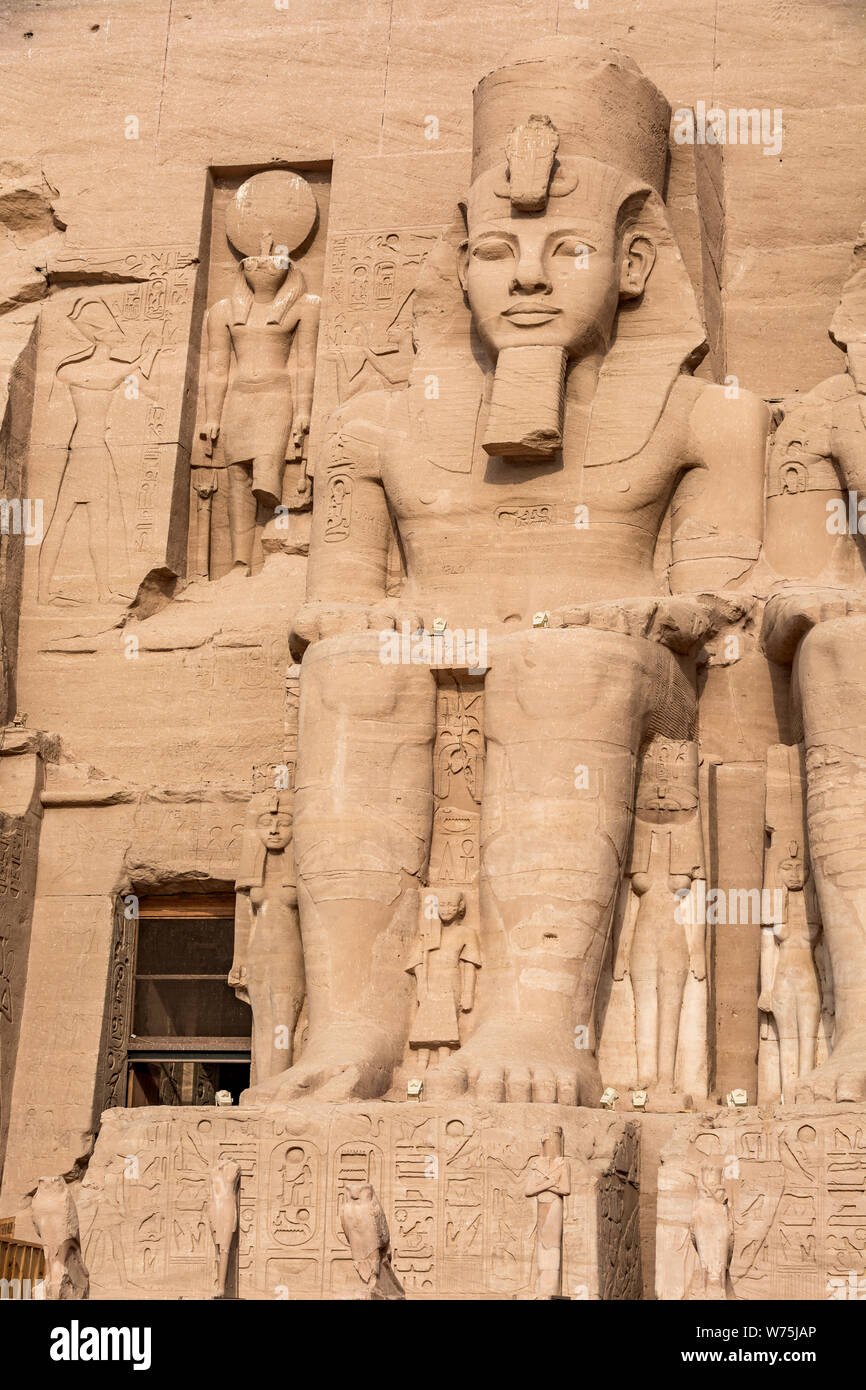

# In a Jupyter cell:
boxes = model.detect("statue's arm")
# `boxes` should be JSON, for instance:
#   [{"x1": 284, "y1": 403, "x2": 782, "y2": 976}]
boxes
[
  {"x1": 611, "y1": 876, "x2": 638, "y2": 982},
  {"x1": 684, "y1": 883, "x2": 707, "y2": 982},
  {"x1": 669, "y1": 385, "x2": 769, "y2": 593},
  {"x1": 296, "y1": 393, "x2": 399, "y2": 647},
  {"x1": 203, "y1": 302, "x2": 231, "y2": 442},
  {"x1": 229, "y1": 890, "x2": 252, "y2": 1003},
  {"x1": 293, "y1": 293, "x2": 321, "y2": 429},
  {"x1": 524, "y1": 1164, "x2": 548, "y2": 1198},
  {"x1": 758, "y1": 925, "x2": 777, "y2": 1013},
  {"x1": 459, "y1": 933, "x2": 481, "y2": 1011}
]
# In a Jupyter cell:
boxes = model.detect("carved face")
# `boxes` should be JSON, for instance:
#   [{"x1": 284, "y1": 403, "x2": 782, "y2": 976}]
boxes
[
  {"x1": 242, "y1": 255, "x2": 290, "y2": 297},
  {"x1": 256, "y1": 811, "x2": 293, "y2": 851},
  {"x1": 436, "y1": 892, "x2": 465, "y2": 924},
  {"x1": 779, "y1": 857, "x2": 806, "y2": 891},
  {"x1": 458, "y1": 210, "x2": 654, "y2": 359}
]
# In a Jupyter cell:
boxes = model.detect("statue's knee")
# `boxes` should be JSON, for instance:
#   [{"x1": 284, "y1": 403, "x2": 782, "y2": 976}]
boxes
[
  {"x1": 301, "y1": 634, "x2": 435, "y2": 720},
  {"x1": 800, "y1": 615, "x2": 866, "y2": 682}
]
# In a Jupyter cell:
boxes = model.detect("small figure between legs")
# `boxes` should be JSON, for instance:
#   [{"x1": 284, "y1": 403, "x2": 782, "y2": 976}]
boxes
[{"x1": 405, "y1": 888, "x2": 481, "y2": 1071}]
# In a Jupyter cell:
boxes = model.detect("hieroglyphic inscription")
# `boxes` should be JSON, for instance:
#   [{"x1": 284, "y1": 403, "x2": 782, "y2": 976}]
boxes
[
  {"x1": 658, "y1": 1112, "x2": 866, "y2": 1301},
  {"x1": 79, "y1": 1106, "x2": 635, "y2": 1301},
  {"x1": 322, "y1": 229, "x2": 439, "y2": 409}
]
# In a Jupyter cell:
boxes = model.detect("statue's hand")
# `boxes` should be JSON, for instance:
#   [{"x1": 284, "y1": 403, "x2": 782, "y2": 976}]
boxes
[
  {"x1": 291, "y1": 599, "x2": 424, "y2": 652},
  {"x1": 758, "y1": 991, "x2": 774, "y2": 1014},
  {"x1": 201, "y1": 421, "x2": 220, "y2": 458},
  {"x1": 292, "y1": 413, "x2": 311, "y2": 451}
]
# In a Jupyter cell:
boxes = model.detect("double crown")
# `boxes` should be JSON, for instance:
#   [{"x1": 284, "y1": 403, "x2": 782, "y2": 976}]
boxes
[{"x1": 469, "y1": 37, "x2": 671, "y2": 219}]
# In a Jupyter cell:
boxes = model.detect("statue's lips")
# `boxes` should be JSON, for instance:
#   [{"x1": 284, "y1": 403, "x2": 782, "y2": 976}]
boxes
[{"x1": 501, "y1": 304, "x2": 562, "y2": 326}]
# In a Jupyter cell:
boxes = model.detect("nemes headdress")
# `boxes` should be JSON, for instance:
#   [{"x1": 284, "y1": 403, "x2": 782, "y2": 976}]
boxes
[{"x1": 452, "y1": 37, "x2": 707, "y2": 466}]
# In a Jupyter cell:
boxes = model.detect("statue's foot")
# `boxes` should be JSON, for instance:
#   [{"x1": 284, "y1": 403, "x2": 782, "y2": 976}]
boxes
[
  {"x1": 241, "y1": 1022, "x2": 395, "y2": 1105},
  {"x1": 424, "y1": 1020, "x2": 601, "y2": 1106},
  {"x1": 793, "y1": 1032, "x2": 866, "y2": 1104}
]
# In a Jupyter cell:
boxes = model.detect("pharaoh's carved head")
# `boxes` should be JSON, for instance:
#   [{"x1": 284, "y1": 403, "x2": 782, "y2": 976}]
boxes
[
  {"x1": 778, "y1": 839, "x2": 807, "y2": 892},
  {"x1": 458, "y1": 39, "x2": 670, "y2": 363}
]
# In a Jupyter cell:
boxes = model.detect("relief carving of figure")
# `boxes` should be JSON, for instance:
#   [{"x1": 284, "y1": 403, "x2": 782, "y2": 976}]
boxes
[
  {"x1": 202, "y1": 170, "x2": 320, "y2": 576},
  {"x1": 249, "y1": 38, "x2": 767, "y2": 1108},
  {"x1": 328, "y1": 314, "x2": 415, "y2": 403},
  {"x1": 232, "y1": 791, "x2": 305, "y2": 1086},
  {"x1": 39, "y1": 296, "x2": 164, "y2": 606}
]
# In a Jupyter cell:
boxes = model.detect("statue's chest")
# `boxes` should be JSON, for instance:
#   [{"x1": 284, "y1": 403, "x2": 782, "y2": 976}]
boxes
[
  {"x1": 383, "y1": 426, "x2": 683, "y2": 532},
  {"x1": 228, "y1": 322, "x2": 291, "y2": 355}
]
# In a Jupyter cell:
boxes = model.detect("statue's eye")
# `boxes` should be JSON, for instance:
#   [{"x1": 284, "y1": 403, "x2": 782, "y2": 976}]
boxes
[
  {"x1": 471, "y1": 239, "x2": 513, "y2": 261},
  {"x1": 552, "y1": 238, "x2": 595, "y2": 258}
]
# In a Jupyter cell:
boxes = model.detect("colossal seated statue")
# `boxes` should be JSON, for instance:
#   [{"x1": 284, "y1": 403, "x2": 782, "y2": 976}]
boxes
[
  {"x1": 761, "y1": 222, "x2": 866, "y2": 1103},
  {"x1": 246, "y1": 38, "x2": 768, "y2": 1109}
]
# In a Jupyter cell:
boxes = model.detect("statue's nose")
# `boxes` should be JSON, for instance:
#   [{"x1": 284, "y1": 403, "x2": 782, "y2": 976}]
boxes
[{"x1": 511, "y1": 252, "x2": 551, "y2": 294}]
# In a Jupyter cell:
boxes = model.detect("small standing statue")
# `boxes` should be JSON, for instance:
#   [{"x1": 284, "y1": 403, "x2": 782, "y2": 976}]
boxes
[
  {"x1": 690, "y1": 1164, "x2": 732, "y2": 1300},
  {"x1": 525, "y1": 1128, "x2": 571, "y2": 1299},
  {"x1": 759, "y1": 839, "x2": 823, "y2": 1099},
  {"x1": 231, "y1": 790, "x2": 305, "y2": 1085},
  {"x1": 405, "y1": 888, "x2": 481, "y2": 1071},
  {"x1": 31, "y1": 1175, "x2": 89, "y2": 1300},
  {"x1": 614, "y1": 738, "x2": 706, "y2": 1110},
  {"x1": 340, "y1": 1183, "x2": 406, "y2": 1300},
  {"x1": 207, "y1": 1158, "x2": 241, "y2": 1299},
  {"x1": 201, "y1": 169, "x2": 320, "y2": 576}
]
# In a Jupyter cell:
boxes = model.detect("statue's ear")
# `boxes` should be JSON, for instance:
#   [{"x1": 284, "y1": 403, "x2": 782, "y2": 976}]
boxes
[
  {"x1": 619, "y1": 232, "x2": 656, "y2": 300},
  {"x1": 456, "y1": 199, "x2": 470, "y2": 293}
]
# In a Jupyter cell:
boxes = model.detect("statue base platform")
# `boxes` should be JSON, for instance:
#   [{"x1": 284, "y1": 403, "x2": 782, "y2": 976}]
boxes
[{"x1": 77, "y1": 1102, "x2": 641, "y2": 1301}]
